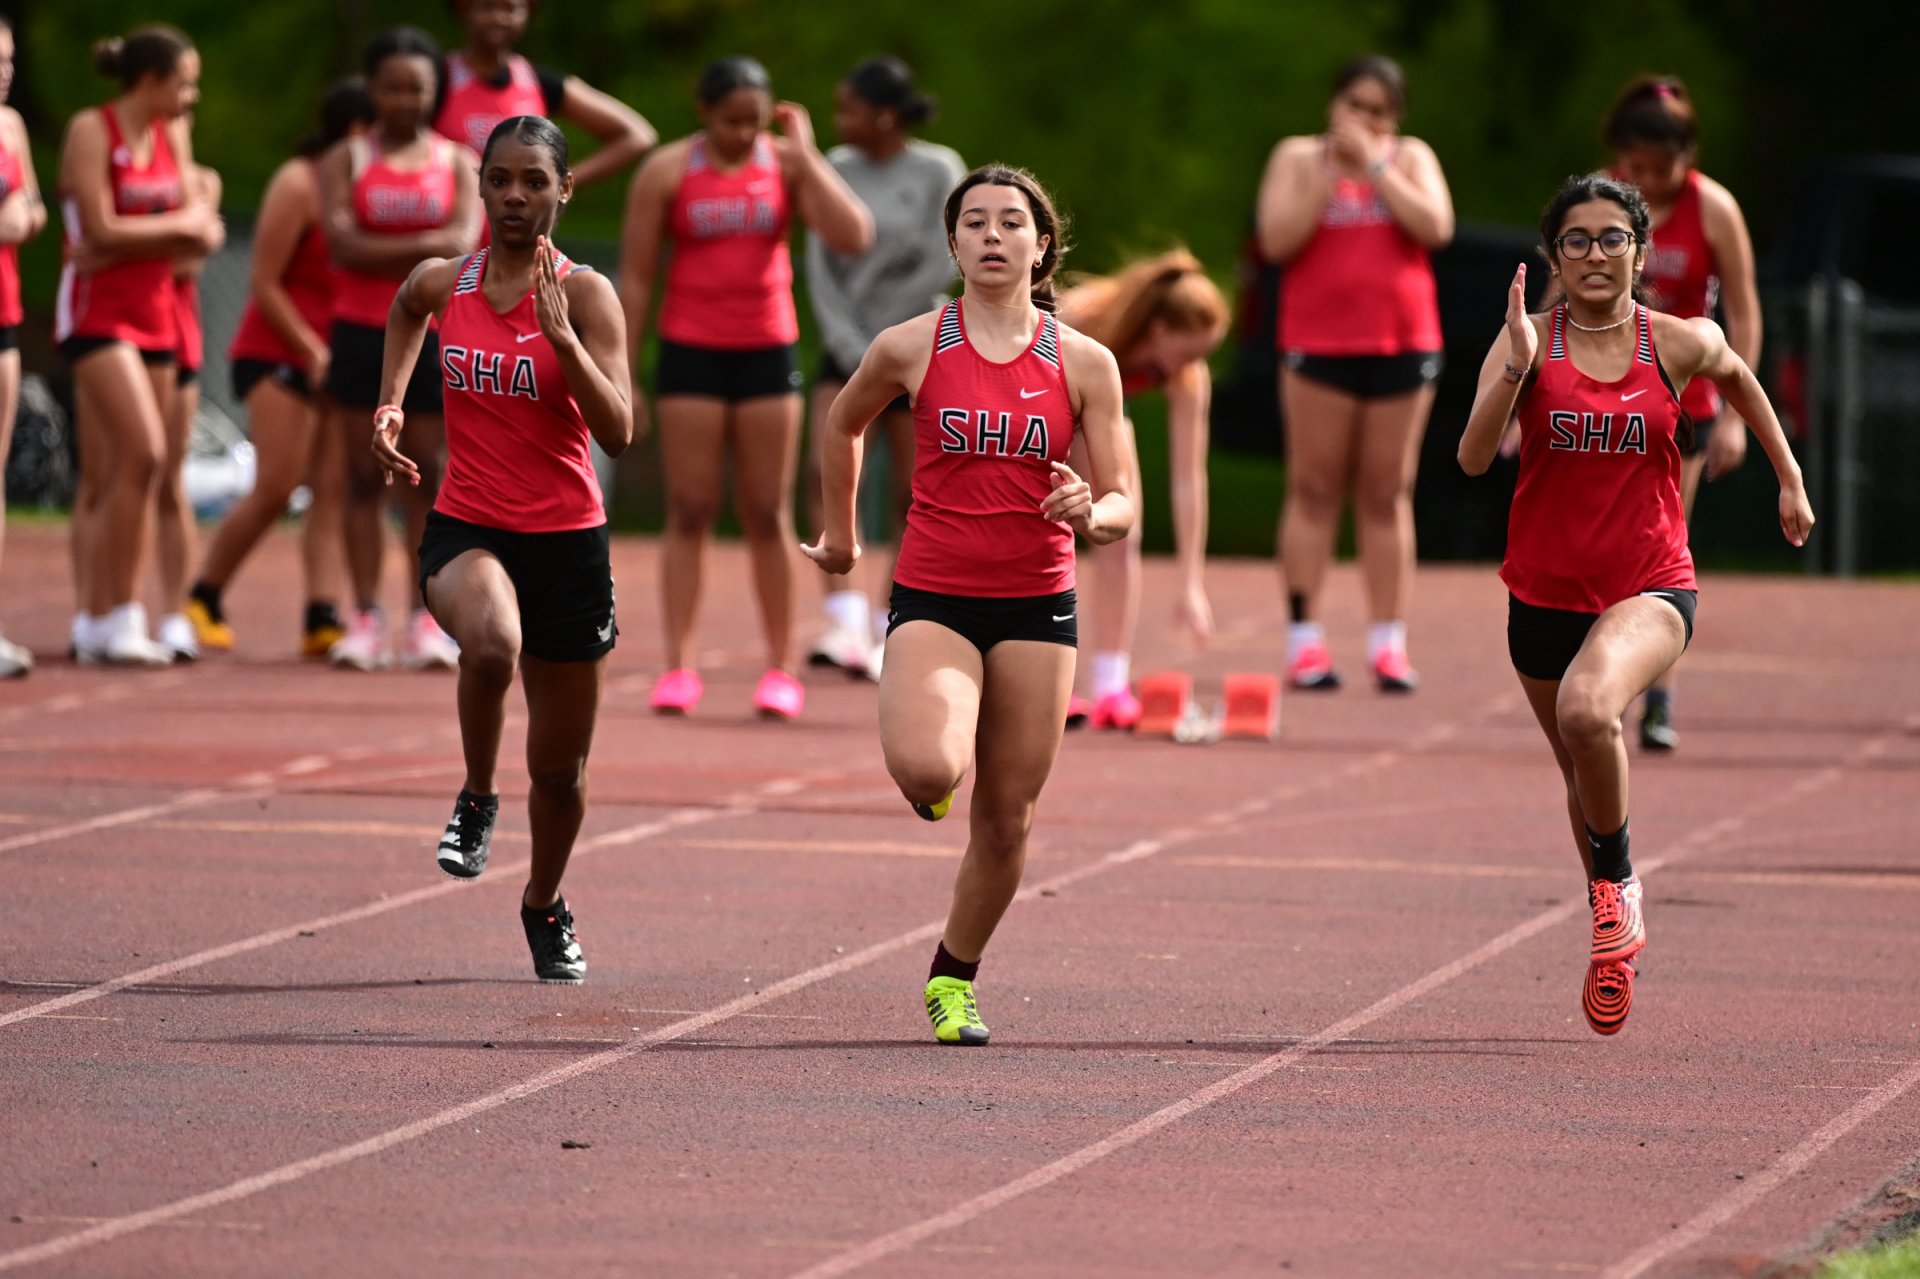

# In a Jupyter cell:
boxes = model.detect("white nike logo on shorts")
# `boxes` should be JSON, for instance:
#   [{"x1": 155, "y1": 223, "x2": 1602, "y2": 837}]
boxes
[
  {"x1": 1020, "y1": 388, "x2": 1047, "y2": 399},
  {"x1": 1620, "y1": 389, "x2": 1647, "y2": 401},
  {"x1": 595, "y1": 619, "x2": 613, "y2": 642},
  {"x1": 1052, "y1": 613, "x2": 1073, "y2": 622}
]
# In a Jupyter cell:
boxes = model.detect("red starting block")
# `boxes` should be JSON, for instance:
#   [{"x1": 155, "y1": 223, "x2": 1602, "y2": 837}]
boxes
[
  {"x1": 1134, "y1": 671, "x2": 1192, "y2": 737},
  {"x1": 1221, "y1": 673, "x2": 1281, "y2": 741}
]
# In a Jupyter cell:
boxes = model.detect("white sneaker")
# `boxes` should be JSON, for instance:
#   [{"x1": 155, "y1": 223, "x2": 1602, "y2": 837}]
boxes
[
  {"x1": 156, "y1": 612, "x2": 199, "y2": 663},
  {"x1": 808, "y1": 622, "x2": 872, "y2": 674},
  {"x1": 96, "y1": 604, "x2": 172, "y2": 668},
  {"x1": 0, "y1": 633, "x2": 31, "y2": 678},
  {"x1": 328, "y1": 608, "x2": 391, "y2": 671},
  {"x1": 862, "y1": 635, "x2": 884, "y2": 682},
  {"x1": 402, "y1": 609, "x2": 459, "y2": 671}
]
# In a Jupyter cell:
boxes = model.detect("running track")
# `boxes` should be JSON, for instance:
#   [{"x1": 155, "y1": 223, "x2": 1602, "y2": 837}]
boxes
[{"x1": 2, "y1": 524, "x2": 1917, "y2": 1277}]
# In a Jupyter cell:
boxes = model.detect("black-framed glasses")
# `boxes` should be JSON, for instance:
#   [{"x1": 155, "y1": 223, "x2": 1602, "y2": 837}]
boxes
[{"x1": 1555, "y1": 230, "x2": 1637, "y2": 259}]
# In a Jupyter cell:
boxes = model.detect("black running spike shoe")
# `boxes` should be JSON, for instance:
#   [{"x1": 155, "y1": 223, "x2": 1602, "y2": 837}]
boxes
[
  {"x1": 436, "y1": 790, "x2": 499, "y2": 880},
  {"x1": 521, "y1": 897, "x2": 587, "y2": 984}
]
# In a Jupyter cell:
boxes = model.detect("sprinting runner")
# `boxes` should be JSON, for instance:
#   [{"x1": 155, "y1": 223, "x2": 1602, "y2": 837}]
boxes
[
  {"x1": 319, "y1": 26, "x2": 478, "y2": 671},
  {"x1": 437, "y1": 0, "x2": 655, "y2": 185},
  {"x1": 1056, "y1": 250, "x2": 1228, "y2": 728},
  {"x1": 803, "y1": 55, "x2": 965, "y2": 681},
  {"x1": 1605, "y1": 76, "x2": 1762, "y2": 753},
  {"x1": 188, "y1": 79, "x2": 373, "y2": 658},
  {"x1": 620, "y1": 56, "x2": 871, "y2": 719},
  {"x1": 373, "y1": 115, "x2": 630, "y2": 984},
  {"x1": 1459, "y1": 173, "x2": 1813, "y2": 1035},
  {"x1": 0, "y1": 16, "x2": 47, "y2": 678},
  {"x1": 151, "y1": 160, "x2": 219, "y2": 661},
  {"x1": 805, "y1": 164, "x2": 1136, "y2": 1045},
  {"x1": 1255, "y1": 53, "x2": 1452, "y2": 692},
  {"x1": 56, "y1": 24, "x2": 222, "y2": 666}
]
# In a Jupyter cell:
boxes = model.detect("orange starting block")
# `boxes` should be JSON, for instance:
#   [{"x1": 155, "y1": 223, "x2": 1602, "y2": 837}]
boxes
[
  {"x1": 1134, "y1": 671, "x2": 1192, "y2": 737},
  {"x1": 1221, "y1": 673, "x2": 1281, "y2": 741}
]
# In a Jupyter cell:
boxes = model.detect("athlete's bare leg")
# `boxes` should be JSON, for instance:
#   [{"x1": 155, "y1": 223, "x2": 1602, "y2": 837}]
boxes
[
  {"x1": 392, "y1": 412, "x2": 445, "y2": 610},
  {"x1": 1277, "y1": 369, "x2": 1362, "y2": 621},
  {"x1": 301, "y1": 395, "x2": 348, "y2": 611},
  {"x1": 74, "y1": 347, "x2": 168, "y2": 615},
  {"x1": 0, "y1": 350, "x2": 18, "y2": 595},
  {"x1": 730, "y1": 392, "x2": 803, "y2": 672},
  {"x1": 425, "y1": 548, "x2": 520, "y2": 798},
  {"x1": 337, "y1": 402, "x2": 387, "y2": 611},
  {"x1": 1352, "y1": 383, "x2": 1436, "y2": 625},
  {"x1": 519, "y1": 652, "x2": 606, "y2": 910},
  {"x1": 153, "y1": 372, "x2": 197, "y2": 614},
  {"x1": 656, "y1": 395, "x2": 727, "y2": 670},
  {"x1": 196, "y1": 379, "x2": 320, "y2": 590}
]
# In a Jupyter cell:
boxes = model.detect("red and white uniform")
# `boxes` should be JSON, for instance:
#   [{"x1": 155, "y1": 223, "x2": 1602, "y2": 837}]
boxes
[
  {"x1": 331, "y1": 136, "x2": 460, "y2": 328},
  {"x1": 658, "y1": 135, "x2": 795, "y2": 349},
  {"x1": 0, "y1": 136, "x2": 24, "y2": 328},
  {"x1": 1278, "y1": 145, "x2": 1441, "y2": 356},
  {"x1": 894, "y1": 300, "x2": 1076, "y2": 596},
  {"x1": 434, "y1": 52, "x2": 551, "y2": 157},
  {"x1": 1502, "y1": 304, "x2": 1695, "y2": 614},
  {"x1": 435, "y1": 248, "x2": 604, "y2": 533},
  {"x1": 1639, "y1": 169, "x2": 1722, "y2": 422},
  {"x1": 54, "y1": 107, "x2": 184, "y2": 348},
  {"x1": 230, "y1": 164, "x2": 334, "y2": 370}
]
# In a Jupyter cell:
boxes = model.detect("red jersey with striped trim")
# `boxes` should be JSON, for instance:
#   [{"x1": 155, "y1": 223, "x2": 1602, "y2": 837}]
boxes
[
  {"x1": 1639, "y1": 170, "x2": 1723, "y2": 422},
  {"x1": 434, "y1": 248, "x2": 605, "y2": 533},
  {"x1": 893, "y1": 299, "x2": 1077, "y2": 597},
  {"x1": 1278, "y1": 146, "x2": 1440, "y2": 356},
  {"x1": 658, "y1": 135, "x2": 796, "y2": 349},
  {"x1": 54, "y1": 107, "x2": 183, "y2": 347},
  {"x1": 0, "y1": 136, "x2": 23, "y2": 327},
  {"x1": 230, "y1": 171, "x2": 333, "y2": 369},
  {"x1": 1502, "y1": 305, "x2": 1695, "y2": 614},
  {"x1": 434, "y1": 52, "x2": 549, "y2": 157},
  {"x1": 331, "y1": 136, "x2": 461, "y2": 328}
]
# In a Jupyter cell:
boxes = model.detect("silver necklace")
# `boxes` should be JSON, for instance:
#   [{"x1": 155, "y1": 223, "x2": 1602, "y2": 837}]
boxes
[{"x1": 1565, "y1": 304, "x2": 1635, "y2": 333}]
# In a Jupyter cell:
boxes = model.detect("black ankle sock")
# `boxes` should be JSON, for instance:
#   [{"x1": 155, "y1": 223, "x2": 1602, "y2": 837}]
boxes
[
  {"x1": 929, "y1": 941, "x2": 979, "y2": 983},
  {"x1": 1644, "y1": 686, "x2": 1672, "y2": 713},
  {"x1": 189, "y1": 581, "x2": 224, "y2": 621},
  {"x1": 1288, "y1": 592, "x2": 1309, "y2": 625},
  {"x1": 305, "y1": 600, "x2": 342, "y2": 633},
  {"x1": 1587, "y1": 819, "x2": 1632, "y2": 882}
]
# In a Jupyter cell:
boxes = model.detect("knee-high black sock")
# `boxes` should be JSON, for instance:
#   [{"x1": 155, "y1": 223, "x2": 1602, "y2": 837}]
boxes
[
  {"x1": 929, "y1": 941, "x2": 979, "y2": 983},
  {"x1": 1587, "y1": 819, "x2": 1632, "y2": 883}
]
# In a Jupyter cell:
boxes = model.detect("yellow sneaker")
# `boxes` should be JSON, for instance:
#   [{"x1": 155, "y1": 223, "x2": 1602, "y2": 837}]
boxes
[
  {"x1": 185, "y1": 597, "x2": 234, "y2": 652},
  {"x1": 924, "y1": 976, "x2": 989, "y2": 1046},
  {"x1": 911, "y1": 790, "x2": 954, "y2": 822},
  {"x1": 302, "y1": 620, "x2": 346, "y2": 660}
]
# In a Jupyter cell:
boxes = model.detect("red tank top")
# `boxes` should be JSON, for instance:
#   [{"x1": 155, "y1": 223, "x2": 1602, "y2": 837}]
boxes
[
  {"x1": 893, "y1": 300, "x2": 1077, "y2": 597},
  {"x1": 434, "y1": 248, "x2": 605, "y2": 533},
  {"x1": 658, "y1": 135, "x2": 796, "y2": 349},
  {"x1": 435, "y1": 52, "x2": 549, "y2": 157},
  {"x1": 331, "y1": 135, "x2": 460, "y2": 328},
  {"x1": 1639, "y1": 170, "x2": 1722, "y2": 421},
  {"x1": 1502, "y1": 305, "x2": 1695, "y2": 614},
  {"x1": 1119, "y1": 363, "x2": 1165, "y2": 399},
  {"x1": 55, "y1": 106, "x2": 183, "y2": 347},
  {"x1": 231, "y1": 164, "x2": 334, "y2": 368},
  {"x1": 175, "y1": 275, "x2": 202, "y2": 370},
  {"x1": 0, "y1": 137, "x2": 23, "y2": 328},
  {"x1": 1277, "y1": 146, "x2": 1441, "y2": 356}
]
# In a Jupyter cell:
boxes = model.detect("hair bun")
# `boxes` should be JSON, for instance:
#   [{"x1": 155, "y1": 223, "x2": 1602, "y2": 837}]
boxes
[{"x1": 92, "y1": 36, "x2": 127, "y2": 77}]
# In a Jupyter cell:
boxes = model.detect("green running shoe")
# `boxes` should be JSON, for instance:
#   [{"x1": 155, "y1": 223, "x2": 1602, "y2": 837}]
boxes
[
  {"x1": 912, "y1": 790, "x2": 954, "y2": 822},
  {"x1": 924, "y1": 975, "x2": 990, "y2": 1045}
]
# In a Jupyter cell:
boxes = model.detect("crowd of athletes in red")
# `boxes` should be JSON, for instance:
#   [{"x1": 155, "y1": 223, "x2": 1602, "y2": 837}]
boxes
[{"x1": 0, "y1": 11, "x2": 1812, "y2": 1038}]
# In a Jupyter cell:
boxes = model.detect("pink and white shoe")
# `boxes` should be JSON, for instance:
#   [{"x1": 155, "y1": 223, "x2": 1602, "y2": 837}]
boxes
[
  {"x1": 403, "y1": 609, "x2": 460, "y2": 671},
  {"x1": 752, "y1": 668, "x2": 804, "y2": 720},
  {"x1": 1371, "y1": 647, "x2": 1418, "y2": 693},
  {"x1": 328, "y1": 609, "x2": 392, "y2": 671},
  {"x1": 1090, "y1": 688, "x2": 1144, "y2": 731},
  {"x1": 1286, "y1": 640, "x2": 1341, "y2": 691},
  {"x1": 1064, "y1": 695, "x2": 1094, "y2": 729},
  {"x1": 650, "y1": 667, "x2": 703, "y2": 715}
]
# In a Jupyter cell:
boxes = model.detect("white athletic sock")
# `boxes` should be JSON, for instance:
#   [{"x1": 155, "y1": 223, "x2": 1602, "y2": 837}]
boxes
[
  {"x1": 825, "y1": 589, "x2": 869, "y2": 634},
  {"x1": 1090, "y1": 651, "x2": 1131, "y2": 699},
  {"x1": 1286, "y1": 621, "x2": 1325, "y2": 661},
  {"x1": 72, "y1": 613, "x2": 94, "y2": 650},
  {"x1": 1367, "y1": 620, "x2": 1407, "y2": 661}
]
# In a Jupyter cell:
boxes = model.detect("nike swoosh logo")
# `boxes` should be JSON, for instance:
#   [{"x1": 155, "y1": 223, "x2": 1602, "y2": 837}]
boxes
[
  {"x1": 516, "y1": 332, "x2": 542, "y2": 343},
  {"x1": 1052, "y1": 613, "x2": 1074, "y2": 622},
  {"x1": 595, "y1": 620, "x2": 613, "y2": 642},
  {"x1": 1020, "y1": 388, "x2": 1047, "y2": 399},
  {"x1": 1621, "y1": 389, "x2": 1647, "y2": 401}
]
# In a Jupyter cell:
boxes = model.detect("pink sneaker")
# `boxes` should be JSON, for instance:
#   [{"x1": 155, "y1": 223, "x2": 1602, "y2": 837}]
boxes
[
  {"x1": 651, "y1": 667, "x2": 703, "y2": 715},
  {"x1": 1371, "y1": 647, "x2": 1418, "y2": 693},
  {"x1": 1064, "y1": 694, "x2": 1094, "y2": 729},
  {"x1": 1286, "y1": 640, "x2": 1341, "y2": 691},
  {"x1": 753, "y1": 668, "x2": 805, "y2": 720},
  {"x1": 1090, "y1": 688, "x2": 1143, "y2": 731}
]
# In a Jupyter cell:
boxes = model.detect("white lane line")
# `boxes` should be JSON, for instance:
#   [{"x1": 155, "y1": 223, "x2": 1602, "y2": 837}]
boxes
[
  {"x1": 786, "y1": 731, "x2": 1896, "y2": 1278},
  {"x1": 1602, "y1": 1058, "x2": 1920, "y2": 1278},
  {"x1": 0, "y1": 672, "x2": 186, "y2": 726},
  {"x1": 0, "y1": 770, "x2": 839, "y2": 1031},
  {"x1": 0, "y1": 717, "x2": 1477, "y2": 1271}
]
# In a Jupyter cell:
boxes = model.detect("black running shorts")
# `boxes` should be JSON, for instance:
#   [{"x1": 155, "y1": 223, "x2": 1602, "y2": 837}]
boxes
[
  {"x1": 419, "y1": 511, "x2": 616, "y2": 663},
  {"x1": 887, "y1": 583, "x2": 1077, "y2": 654},
  {"x1": 655, "y1": 339, "x2": 802, "y2": 402},
  {"x1": 1507, "y1": 590, "x2": 1696, "y2": 682},
  {"x1": 1283, "y1": 350, "x2": 1442, "y2": 399},
  {"x1": 327, "y1": 319, "x2": 443, "y2": 412}
]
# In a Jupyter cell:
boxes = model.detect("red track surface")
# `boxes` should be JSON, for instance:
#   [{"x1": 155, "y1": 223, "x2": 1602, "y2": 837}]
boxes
[{"x1": 2, "y1": 523, "x2": 1917, "y2": 1277}]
